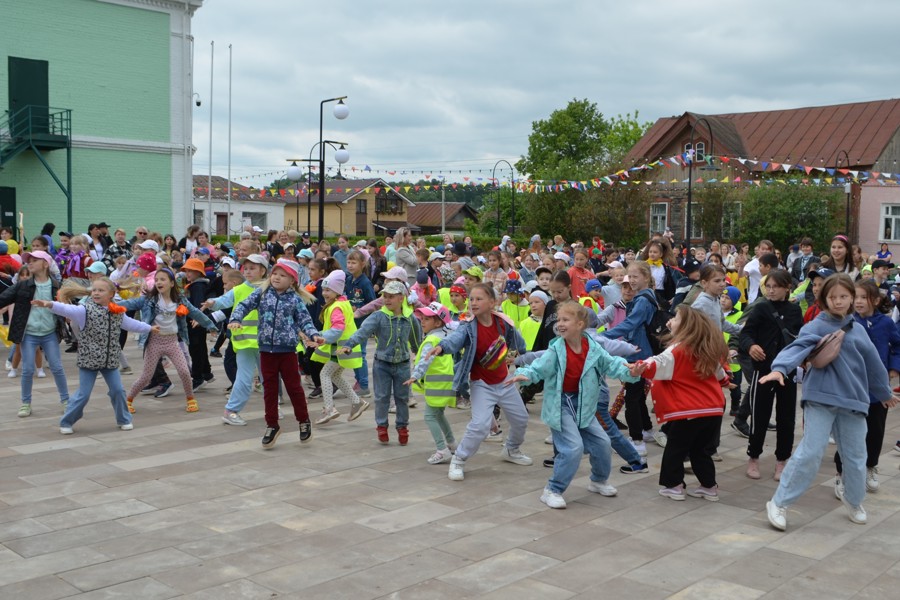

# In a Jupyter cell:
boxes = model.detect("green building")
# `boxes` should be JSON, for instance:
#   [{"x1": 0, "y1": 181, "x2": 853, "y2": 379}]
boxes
[{"x1": 0, "y1": 0, "x2": 203, "y2": 241}]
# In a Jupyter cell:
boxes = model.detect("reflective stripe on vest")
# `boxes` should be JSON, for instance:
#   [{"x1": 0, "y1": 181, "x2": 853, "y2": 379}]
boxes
[
  {"x1": 310, "y1": 300, "x2": 362, "y2": 368},
  {"x1": 413, "y1": 333, "x2": 455, "y2": 407},
  {"x1": 231, "y1": 283, "x2": 259, "y2": 350}
]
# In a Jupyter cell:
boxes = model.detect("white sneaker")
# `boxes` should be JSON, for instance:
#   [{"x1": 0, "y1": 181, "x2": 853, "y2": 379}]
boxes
[
  {"x1": 119, "y1": 423, "x2": 134, "y2": 431},
  {"x1": 37, "y1": 368, "x2": 46, "y2": 378},
  {"x1": 766, "y1": 500, "x2": 787, "y2": 531},
  {"x1": 7, "y1": 368, "x2": 16, "y2": 378},
  {"x1": 841, "y1": 495, "x2": 867, "y2": 524},
  {"x1": 4, "y1": 360, "x2": 10, "y2": 370},
  {"x1": 829, "y1": 435, "x2": 836, "y2": 444},
  {"x1": 834, "y1": 475, "x2": 845, "y2": 500},
  {"x1": 222, "y1": 411, "x2": 247, "y2": 426},
  {"x1": 485, "y1": 429, "x2": 504, "y2": 443},
  {"x1": 427, "y1": 448, "x2": 452, "y2": 465},
  {"x1": 448, "y1": 457, "x2": 465, "y2": 481},
  {"x1": 501, "y1": 446, "x2": 533, "y2": 466},
  {"x1": 866, "y1": 467, "x2": 879, "y2": 492},
  {"x1": 315, "y1": 407, "x2": 340, "y2": 425},
  {"x1": 587, "y1": 480, "x2": 618, "y2": 497},
  {"x1": 652, "y1": 430, "x2": 667, "y2": 448},
  {"x1": 540, "y1": 487, "x2": 567, "y2": 509},
  {"x1": 631, "y1": 440, "x2": 648, "y2": 457},
  {"x1": 544, "y1": 434, "x2": 553, "y2": 445},
  {"x1": 59, "y1": 426, "x2": 74, "y2": 435},
  {"x1": 642, "y1": 429, "x2": 655, "y2": 443}
]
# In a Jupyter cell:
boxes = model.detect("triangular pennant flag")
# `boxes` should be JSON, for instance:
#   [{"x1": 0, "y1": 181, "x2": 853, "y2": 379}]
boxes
[
  {"x1": 782, "y1": 164, "x2": 791, "y2": 172},
  {"x1": 804, "y1": 166, "x2": 813, "y2": 175},
  {"x1": 761, "y1": 162, "x2": 769, "y2": 171},
  {"x1": 771, "y1": 162, "x2": 781, "y2": 171},
  {"x1": 734, "y1": 177, "x2": 742, "y2": 183}
]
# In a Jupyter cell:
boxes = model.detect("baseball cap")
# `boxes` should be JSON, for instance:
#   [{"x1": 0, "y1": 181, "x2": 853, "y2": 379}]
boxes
[
  {"x1": 298, "y1": 248, "x2": 314, "y2": 260},
  {"x1": 553, "y1": 251, "x2": 569, "y2": 262},
  {"x1": 415, "y1": 302, "x2": 451, "y2": 325},
  {"x1": 384, "y1": 266, "x2": 408, "y2": 281},
  {"x1": 251, "y1": 226, "x2": 264, "y2": 233},
  {"x1": 138, "y1": 239, "x2": 159, "y2": 253},
  {"x1": 301, "y1": 231, "x2": 310, "y2": 238},
  {"x1": 22, "y1": 250, "x2": 54, "y2": 268},
  {"x1": 872, "y1": 259, "x2": 894, "y2": 269},
  {"x1": 584, "y1": 279, "x2": 602, "y2": 294},
  {"x1": 683, "y1": 257, "x2": 702, "y2": 274},
  {"x1": 428, "y1": 252, "x2": 444, "y2": 262},
  {"x1": 240, "y1": 254, "x2": 269, "y2": 269},
  {"x1": 220, "y1": 256, "x2": 237, "y2": 269},
  {"x1": 381, "y1": 280, "x2": 407, "y2": 296},
  {"x1": 86, "y1": 262, "x2": 108, "y2": 275},
  {"x1": 354, "y1": 239, "x2": 367, "y2": 248},
  {"x1": 463, "y1": 265, "x2": 483, "y2": 279},
  {"x1": 197, "y1": 247, "x2": 211, "y2": 256},
  {"x1": 807, "y1": 267, "x2": 835, "y2": 281}
]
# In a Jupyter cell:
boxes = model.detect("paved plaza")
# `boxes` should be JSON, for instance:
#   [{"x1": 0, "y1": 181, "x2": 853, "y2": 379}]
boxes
[{"x1": 2, "y1": 343, "x2": 900, "y2": 599}]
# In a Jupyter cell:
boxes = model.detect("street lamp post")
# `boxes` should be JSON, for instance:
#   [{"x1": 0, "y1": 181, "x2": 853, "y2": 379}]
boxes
[
  {"x1": 686, "y1": 117, "x2": 714, "y2": 246},
  {"x1": 306, "y1": 140, "x2": 348, "y2": 240},
  {"x1": 318, "y1": 97, "x2": 349, "y2": 240},
  {"x1": 835, "y1": 149, "x2": 851, "y2": 239},
  {"x1": 492, "y1": 160, "x2": 515, "y2": 238}
]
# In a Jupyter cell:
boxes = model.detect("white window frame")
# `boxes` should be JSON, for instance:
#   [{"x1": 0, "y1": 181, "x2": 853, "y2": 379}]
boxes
[
  {"x1": 685, "y1": 202, "x2": 702, "y2": 240},
  {"x1": 684, "y1": 141, "x2": 706, "y2": 162},
  {"x1": 242, "y1": 211, "x2": 267, "y2": 231},
  {"x1": 882, "y1": 204, "x2": 900, "y2": 242},
  {"x1": 649, "y1": 202, "x2": 667, "y2": 235}
]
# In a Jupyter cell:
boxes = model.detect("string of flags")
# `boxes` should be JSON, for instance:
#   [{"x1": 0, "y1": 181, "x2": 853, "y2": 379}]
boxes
[{"x1": 198, "y1": 151, "x2": 900, "y2": 198}]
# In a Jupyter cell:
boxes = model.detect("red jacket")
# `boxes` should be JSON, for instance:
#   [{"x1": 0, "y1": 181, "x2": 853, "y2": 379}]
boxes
[{"x1": 641, "y1": 343, "x2": 729, "y2": 423}]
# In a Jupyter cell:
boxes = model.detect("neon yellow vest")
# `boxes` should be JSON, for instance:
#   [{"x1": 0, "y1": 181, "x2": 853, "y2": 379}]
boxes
[
  {"x1": 230, "y1": 282, "x2": 259, "y2": 350},
  {"x1": 724, "y1": 309, "x2": 743, "y2": 372},
  {"x1": 519, "y1": 315, "x2": 541, "y2": 351},
  {"x1": 311, "y1": 300, "x2": 362, "y2": 368},
  {"x1": 579, "y1": 295, "x2": 601, "y2": 314},
  {"x1": 501, "y1": 298, "x2": 529, "y2": 326},
  {"x1": 413, "y1": 333, "x2": 456, "y2": 407}
]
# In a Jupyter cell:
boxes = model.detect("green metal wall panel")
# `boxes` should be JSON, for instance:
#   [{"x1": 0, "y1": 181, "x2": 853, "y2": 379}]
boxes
[
  {"x1": 0, "y1": 147, "x2": 172, "y2": 236},
  {"x1": 0, "y1": 0, "x2": 170, "y2": 141}
]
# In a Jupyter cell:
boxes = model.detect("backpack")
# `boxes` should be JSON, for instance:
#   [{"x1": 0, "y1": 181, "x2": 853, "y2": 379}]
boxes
[{"x1": 643, "y1": 292, "x2": 674, "y2": 355}]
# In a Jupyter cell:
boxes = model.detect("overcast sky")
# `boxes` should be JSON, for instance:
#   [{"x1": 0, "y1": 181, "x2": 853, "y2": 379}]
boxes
[{"x1": 190, "y1": 0, "x2": 900, "y2": 187}]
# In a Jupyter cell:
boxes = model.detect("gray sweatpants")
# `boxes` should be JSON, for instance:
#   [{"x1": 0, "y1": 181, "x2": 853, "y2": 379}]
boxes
[{"x1": 455, "y1": 379, "x2": 529, "y2": 461}]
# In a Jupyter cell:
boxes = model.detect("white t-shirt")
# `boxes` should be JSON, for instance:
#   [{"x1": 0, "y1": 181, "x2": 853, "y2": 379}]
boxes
[
  {"x1": 744, "y1": 258, "x2": 762, "y2": 303},
  {"x1": 154, "y1": 297, "x2": 179, "y2": 334}
]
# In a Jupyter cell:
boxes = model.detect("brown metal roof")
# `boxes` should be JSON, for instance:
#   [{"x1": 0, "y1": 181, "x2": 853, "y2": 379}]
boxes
[
  {"x1": 626, "y1": 99, "x2": 900, "y2": 169},
  {"x1": 192, "y1": 175, "x2": 274, "y2": 201},
  {"x1": 407, "y1": 202, "x2": 478, "y2": 228},
  {"x1": 308, "y1": 177, "x2": 415, "y2": 206}
]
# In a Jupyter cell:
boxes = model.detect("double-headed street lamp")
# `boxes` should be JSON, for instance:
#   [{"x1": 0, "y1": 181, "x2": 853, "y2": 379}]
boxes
[{"x1": 286, "y1": 141, "x2": 349, "y2": 238}]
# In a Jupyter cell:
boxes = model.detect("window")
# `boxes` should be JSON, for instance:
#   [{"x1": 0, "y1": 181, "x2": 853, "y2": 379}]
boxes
[
  {"x1": 242, "y1": 212, "x2": 267, "y2": 231},
  {"x1": 722, "y1": 202, "x2": 741, "y2": 240},
  {"x1": 356, "y1": 198, "x2": 367, "y2": 214},
  {"x1": 883, "y1": 205, "x2": 900, "y2": 242},
  {"x1": 376, "y1": 195, "x2": 404, "y2": 215},
  {"x1": 650, "y1": 202, "x2": 667, "y2": 235},
  {"x1": 685, "y1": 202, "x2": 702, "y2": 240},
  {"x1": 684, "y1": 141, "x2": 706, "y2": 162},
  {"x1": 192, "y1": 209, "x2": 205, "y2": 227}
]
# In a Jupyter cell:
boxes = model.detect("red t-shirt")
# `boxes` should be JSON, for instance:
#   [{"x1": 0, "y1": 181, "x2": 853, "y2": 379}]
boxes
[
  {"x1": 470, "y1": 316, "x2": 508, "y2": 384},
  {"x1": 563, "y1": 338, "x2": 588, "y2": 393}
]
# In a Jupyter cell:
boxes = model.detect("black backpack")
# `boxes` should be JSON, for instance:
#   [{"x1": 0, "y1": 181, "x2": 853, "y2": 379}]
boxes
[{"x1": 643, "y1": 292, "x2": 674, "y2": 355}]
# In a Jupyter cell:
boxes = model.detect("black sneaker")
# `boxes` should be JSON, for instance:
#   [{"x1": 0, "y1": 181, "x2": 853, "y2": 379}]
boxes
[
  {"x1": 261, "y1": 425, "x2": 281, "y2": 449},
  {"x1": 154, "y1": 383, "x2": 173, "y2": 398},
  {"x1": 210, "y1": 350, "x2": 222, "y2": 358},
  {"x1": 619, "y1": 463, "x2": 649, "y2": 474},
  {"x1": 299, "y1": 420, "x2": 312, "y2": 443},
  {"x1": 65, "y1": 343, "x2": 78, "y2": 353},
  {"x1": 308, "y1": 387, "x2": 323, "y2": 399},
  {"x1": 767, "y1": 421, "x2": 777, "y2": 431},
  {"x1": 543, "y1": 457, "x2": 555, "y2": 468},
  {"x1": 192, "y1": 380, "x2": 206, "y2": 393},
  {"x1": 141, "y1": 385, "x2": 158, "y2": 396},
  {"x1": 731, "y1": 420, "x2": 750, "y2": 438},
  {"x1": 203, "y1": 375, "x2": 215, "y2": 384}
]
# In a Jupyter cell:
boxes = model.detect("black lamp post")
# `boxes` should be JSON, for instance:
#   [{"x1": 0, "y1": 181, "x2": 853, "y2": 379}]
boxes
[
  {"x1": 318, "y1": 97, "x2": 349, "y2": 240},
  {"x1": 492, "y1": 160, "x2": 515, "y2": 237},
  {"x1": 835, "y1": 149, "x2": 851, "y2": 239},
  {"x1": 686, "y1": 117, "x2": 714, "y2": 246}
]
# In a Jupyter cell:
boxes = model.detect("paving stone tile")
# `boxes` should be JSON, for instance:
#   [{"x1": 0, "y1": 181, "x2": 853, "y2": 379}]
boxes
[
  {"x1": 668, "y1": 578, "x2": 765, "y2": 600},
  {"x1": 0, "y1": 517, "x2": 53, "y2": 542},
  {"x1": 355, "y1": 500, "x2": 462, "y2": 533},
  {"x1": 18, "y1": 463, "x2": 124, "y2": 486},
  {"x1": 249, "y1": 548, "x2": 381, "y2": 593},
  {"x1": 87, "y1": 522, "x2": 217, "y2": 559},
  {"x1": 4, "y1": 520, "x2": 136, "y2": 558},
  {"x1": 710, "y1": 548, "x2": 816, "y2": 592},
  {"x1": 0, "y1": 497, "x2": 82, "y2": 525},
  {"x1": 115, "y1": 499, "x2": 230, "y2": 532},
  {"x1": 479, "y1": 577, "x2": 576, "y2": 600},
  {"x1": 58, "y1": 547, "x2": 199, "y2": 592},
  {"x1": 71, "y1": 576, "x2": 181, "y2": 600},
  {"x1": 0, "y1": 546, "x2": 110, "y2": 587},
  {"x1": 621, "y1": 546, "x2": 737, "y2": 591},
  {"x1": 375, "y1": 578, "x2": 475, "y2": 600},
  {"x1": 437, "y1": 548, "x2": 559, "y2": 594},
  {"x1": 521, "y1": 521, "x2": 627, "y2": 561},
  {"x1": 34, "y1": 498, "x2": 156, "y2": 531},
  {"x1": 570, "y1": 577, "x2": 670, "y2": 599},
  {"x1": 438, "y1": 521, "x2": 548, "y2": 561},
  {"x1": 178, "y1": 578, "x2": 281, "y2": 600},
  {"x1": 0, "y1": 574, "x2": 81, "y2": 600},
  {"x1": 0, "y1": 478, "x2": 107, "y2": 506},
  {"x1": 177, "y1": 522, "x2": 300, "y2": 559}
]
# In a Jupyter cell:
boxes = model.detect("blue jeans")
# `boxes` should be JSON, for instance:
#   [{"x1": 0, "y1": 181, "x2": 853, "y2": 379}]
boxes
[
  {"x1": 353, "y1": 338, "x2": 369, "y2": 390},
  {"x1": 595, "y1": 396, "x2": 643, "y2": 466},
  {"x1": 61, "y1": 368, "x2": 131, "y2": 428},
  {"x1": 773, "y1": 401, "x2": 868, "y2": 508},
  {"x1": 226, "y1": 348, "x2": 259, "y2": 413},
  {"x1": 548, "y1": 392, "x2": 613, "y2": 493},
  {"x1": 20, "y1": 332, "x2": 69, "y2": 405},
  {"x1": 373, "y1": 359, "x2": 410, "y2": 428}
]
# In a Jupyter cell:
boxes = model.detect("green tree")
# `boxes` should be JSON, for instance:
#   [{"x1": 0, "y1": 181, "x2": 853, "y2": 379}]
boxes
[{"x1": 739, "y1": 186, "x2": 843, "y2": 252}]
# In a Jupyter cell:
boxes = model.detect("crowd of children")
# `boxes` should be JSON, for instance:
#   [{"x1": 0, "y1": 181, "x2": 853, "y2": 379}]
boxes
[{"x1": 4, "y1": 225, "x2": 900, "y2": 533}]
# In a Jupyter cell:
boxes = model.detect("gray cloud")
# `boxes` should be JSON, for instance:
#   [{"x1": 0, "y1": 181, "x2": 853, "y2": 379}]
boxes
[{"x1": 191, "y1": 0, "x2": 900, "y2": 185}]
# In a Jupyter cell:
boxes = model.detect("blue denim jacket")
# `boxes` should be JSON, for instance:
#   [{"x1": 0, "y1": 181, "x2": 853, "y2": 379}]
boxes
[
  {"x1": 119, "y1": 294, "x2": 215, "y2": 348},
  {"x1": 436, "y1": 313, "x2": 527, "y2": 391},
  {"x1": 230, "y1": 285, "x2": 319, "y2": 353}
]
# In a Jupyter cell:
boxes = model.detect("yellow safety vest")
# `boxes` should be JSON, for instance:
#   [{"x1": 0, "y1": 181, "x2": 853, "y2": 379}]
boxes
[
  {"x1": 579, "y1": 295, "x2": 601, "y2": 314},
  {"x1": 439, "y1": 287, "x2": 467, "y2": 317},
  {"x1": 413, "y1": 333, "x2": 456, "y2": 407},
  {"x1": 724, "y1": 309, "x2": 743, "y2": 372},
  {"x1": 311, "y1": 300, "x2": 363, "y2": 368},
  {"x1": 501, "y1": 298, "x2": 530, "y2": 326},
  {"x1": 230, "y1": 282, "x2": 259, "y2": 350},
  {"x1": 519, "y1": 315, "x2": 541, "y2": 351}
]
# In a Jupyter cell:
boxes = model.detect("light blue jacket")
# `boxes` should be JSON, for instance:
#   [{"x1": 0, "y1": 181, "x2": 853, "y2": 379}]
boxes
[
  {"x1": 601, "y1": 288, "x2": 655, "y2": 359},
  {"x1": 771, "y1": 312, "x2": 892, "y2": 415},
  {"x1": 437, "y1": 313, "x2": 527, "y2": 391},
  {"x1": 515, "y1": 334, "x2": 639, "y2": 431}
]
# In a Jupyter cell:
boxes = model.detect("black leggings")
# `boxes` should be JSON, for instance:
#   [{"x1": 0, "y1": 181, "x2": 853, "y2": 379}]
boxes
[
  {"x1": 747, "y1": 368, "x2": 796, "y2": 460},
  {"x1": 624, "y1": 379, "x2": 652, "y2": 442}
]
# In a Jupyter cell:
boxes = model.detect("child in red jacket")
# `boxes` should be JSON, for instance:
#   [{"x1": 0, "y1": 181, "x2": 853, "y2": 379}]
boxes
[{"x1": 631, "y1": 305, "x2": 732, "y2": 502}]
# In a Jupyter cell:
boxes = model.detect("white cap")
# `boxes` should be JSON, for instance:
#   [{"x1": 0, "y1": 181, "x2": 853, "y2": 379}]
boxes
[
  {"x1": 428, "y1": 252, "x2": 443, "y2": 262},
  {"x1": 138, "y1": 240, "x2": 160, "y2": 253},
  {"x1": 251, "y1": 226, "x2": 264, "y2": 233},
  {"x1": 354, "y1": 239, "x2": 367, "y2": 247},
  {"x1": 553, "y1": 251, "x2": 569, "y2": 262},
  {"x1": 524, "y1": 280, "x2": 539, "y2": 293},
  {"x1": 220, "y1": 256, "x2": 237, "y2": 269}
]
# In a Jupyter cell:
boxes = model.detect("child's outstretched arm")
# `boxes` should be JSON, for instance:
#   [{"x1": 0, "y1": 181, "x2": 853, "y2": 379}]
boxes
[
  {"x1": 292, "y1": 300, "x2": 322, "y2": 341},
  {"x1": 185, "y1": 299, "x2": 218, "y2": 332},
  {"x1": 407, "y1": 337, "x2": 437, "y2": 384},
  {"x1": 341, "y1": 312, "x2": 380, "y2": 350},
  {"x1": 353, "y1": 296, "x2": 383, "y2": 319},
  {"x1": 506, "y1": 345, "x2": 556, "y2": 385},
  {"x1": 586, "y1": 330, "x2": 640, "y2": 357}
]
